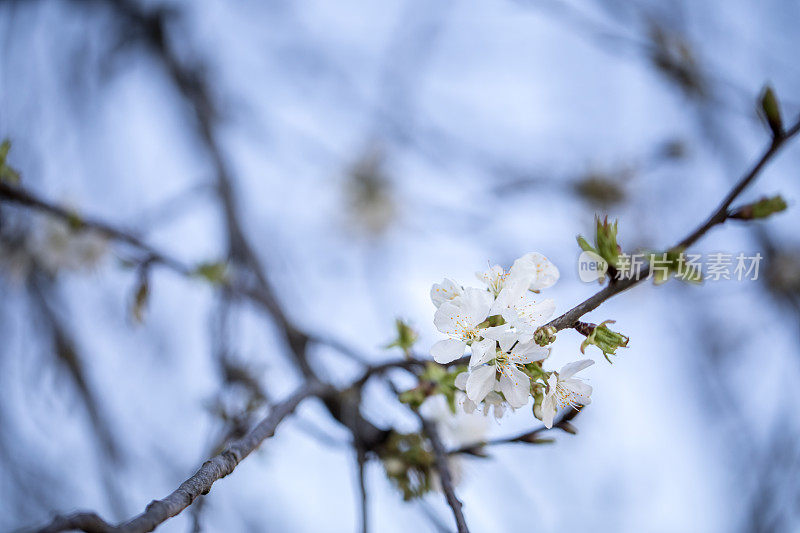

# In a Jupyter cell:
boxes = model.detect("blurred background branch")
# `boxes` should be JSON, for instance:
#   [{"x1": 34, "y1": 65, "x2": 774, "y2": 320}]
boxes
[{"x1": 2, "y1": 0, "x2": 800, "y2": 531}]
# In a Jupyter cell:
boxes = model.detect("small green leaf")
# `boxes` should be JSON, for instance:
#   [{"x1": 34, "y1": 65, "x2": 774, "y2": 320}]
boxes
[
  {"x1": 66, "y1": 210, "x2": 84, "y2": 230},
  {"x1": 0, "y1": 139, "x2": 20, "y2": 185},
  {"x1": 384, "y1": 318, "x2": 418, "y2": 354},
  {"x1": 576, "y1": 235, "x2": 595, "y2": 253},
  {"x1": 193, "y1": 261, "x2": 228, "y2": 284},
  {"x1": 731, "y1": 195, "x2": 787, "y2": 220},
  {"x1": 0, "y1": 140, "x2": 10, "y2": 163}
]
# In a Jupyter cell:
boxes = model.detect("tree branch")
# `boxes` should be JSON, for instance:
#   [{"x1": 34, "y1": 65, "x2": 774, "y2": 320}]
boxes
[
  {"x1": 417, "y1": 415, "x2": 470, "y2": 533},
  {"x1": 0, "y1": 182, "x2": 190, "y2": 275},
  {"x1": 36, "y1": 381, "x2": 329, "y2": 533},
  {"x1": 546, "y1": 118, "x2": 800, "y2": 333}
]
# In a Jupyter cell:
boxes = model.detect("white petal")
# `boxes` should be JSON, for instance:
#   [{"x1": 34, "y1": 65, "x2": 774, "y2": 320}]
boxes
[
  {"x1": 430, "y1": 278, "x2": 462, "y2": 308},
  {"x1": 465, "y1": 366, "x2": 497, "y2": 403},
  {"x1": 433, "y1": 302, "x2": 462, "y2": 336},
  {"x1": 511, "y1": 341, "x2": 550, "y2": 363},
  {"x1": 469, "y1": 338, "x2": 496, "y2": 368},
  {"x1": 497, "y1": 330, "x2": 521, "y2": 353},
  {"x1": 431, "y1": 339, "x2": 466, "y2": 364},
  {"x1": 454, "y1": 371, "x2": 469, "y2": 390},
  {"x1": 489, "y1": 277, "x2": 528, "y2": 315},
  {"x1": 475, "y1": 265, "x2": 505, "y2": 291},
  {"x1": 462, "y1": 397, "x2": 477, "y2": 414},
  {"x1": 419, "y1": 395, "x2": 449, "y2": 421},
  {"x1": 484, "y1": 391, "x2": 503, "y2": 404},
  {"x1": 514, "y1": 297, "x2": 556, "y2": 330},
  {"x1": 458, "y1": 287, "x2": 494, "y2": 325},
  {"x1": 499, "y1": 368, "x2": 530, "y2": 408},
  {"x1": 562, "y1": 379, "x2": 593, "y2": 404},
  {"x1": 517, "y1": 332, "x2": 534, "y2": 344},
  {"x1": 480, "y1": 325, "x2": 509, "y2": 341},
  {"x1": 559, "y1": 359, "x2": 595, "y2": 380},
  {"x1": 510, "y1": 252, "x2": 560, "y2": 291},
  {"x1": 541, "y1": 394, "x2": 557, "y2": 428},
  {"x1": 507, "y1": 254, "x2": 538, "y2": 284}
]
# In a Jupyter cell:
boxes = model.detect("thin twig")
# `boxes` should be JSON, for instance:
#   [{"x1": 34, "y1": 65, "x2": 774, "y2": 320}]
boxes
[
  {"x1": 0, "y1": 182, "x2": 189, "y2": 275},
  {"x1": 0, "y1": 179, "x2": 389, "y2": 448},
  {"x1": 355, "y1": 445, "x2": 369, "y2": 533},
  {"x1": 448, "y1": 408, "x2": 581, "y2": 456}
]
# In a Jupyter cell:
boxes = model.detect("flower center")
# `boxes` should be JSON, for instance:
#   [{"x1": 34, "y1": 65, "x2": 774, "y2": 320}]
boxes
[
  {"x1": 494, "y1": 352, "x2": 526, "y2": 384},
  {"x1": 554, "y1": 382, "x2": 585, "y2": 410},
  {"x1": 447, "y1": 312, "x2": 478, "y2": 341},
  {"x1": 480, "y1": 267, "x2": 509, "y2": 296}
]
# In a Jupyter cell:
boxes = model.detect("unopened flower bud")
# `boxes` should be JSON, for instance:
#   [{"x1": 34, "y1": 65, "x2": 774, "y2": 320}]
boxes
[
  {"x1": 596, "y1": 218, "x2": 621, "y2": 265},
  {"x1": 759, "y1": 85, "x2": 783, "y2": 138},
  {"x1": 193, "y1": 260, "x2": 229, "y2": 284},
  {"x1": 576, "y1": 216, "x2": 622, "y2": 275},
  {"x1": 533, "y1": 325, "x2": 557, "y2": 347},
  {"x1": 532, "y1": 389, "x2": 544, "y2": 421}
]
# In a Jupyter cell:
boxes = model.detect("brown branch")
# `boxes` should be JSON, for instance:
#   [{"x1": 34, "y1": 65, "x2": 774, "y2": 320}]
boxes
[
  {"x1": 0, "y1": 182, "x2": 190, "y2": 275},
  {"x1": 37, "y1": 513, "x2": 113, "y2": 533},
  {"x1": 417, "y1": 415, "x2": 470, "y2": 533},
  {"x1": 355, "y1": 445, "x2": 369, "y2": 533},
  {"x1": 0, "y1": 181, "x2": 388, "y2": 447},
  {"x1": 36, "y1": 381, "x2": 329, "y2": 533},
  {"x1": 546, "y1": 118, "x2": 800, "y2": 333},
  {"x1": 448, "y1": 408, "x2": 582, "y2": 456}
]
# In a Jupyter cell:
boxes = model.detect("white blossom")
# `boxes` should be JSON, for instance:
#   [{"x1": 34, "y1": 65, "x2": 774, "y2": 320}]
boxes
[
  {"x1": 464, "y1": 330, "x2": 548, "y2": 408},
  {"x1": 477, "y1": 252, "x2": 559, "y2": 298},
  {"x1": 430, "y1": 278, "x2": 464, "y2": 308},
  {"x1": 541, "y1": 359, "x2": 594, "y2": 428},
  {"x1": 509, "y1": 252, "x2": 560, "y2": 291},
  {"x1": 430, "y1": 252, "x2": 578, "y2": 424},
  {"x1": 419, "y1": 394, "x2": 489, "y2": 447},
  {"x1": 430, "y1": 288, "x2": 494, "y2": 363},
  {"x1": 480, "y1": 390, "x2": 507, "y2": 419},
  {"x1": 490, "y1": 278, "x2": 556, "y2": 339},
  {"x1": 455, "y1": 372, "x2": 507, "y2": 420},
  {"x1": 35, "y1": 218, "x2": 107, "y2": 274},
  {"x1": 475, "y1": 264, "x2": 507, "y2": 296}
]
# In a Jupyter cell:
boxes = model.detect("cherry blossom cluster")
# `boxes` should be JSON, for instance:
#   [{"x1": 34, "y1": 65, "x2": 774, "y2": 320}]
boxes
[{"x1": 430, "y1": 253, "x2": 593, "y2": 427}]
